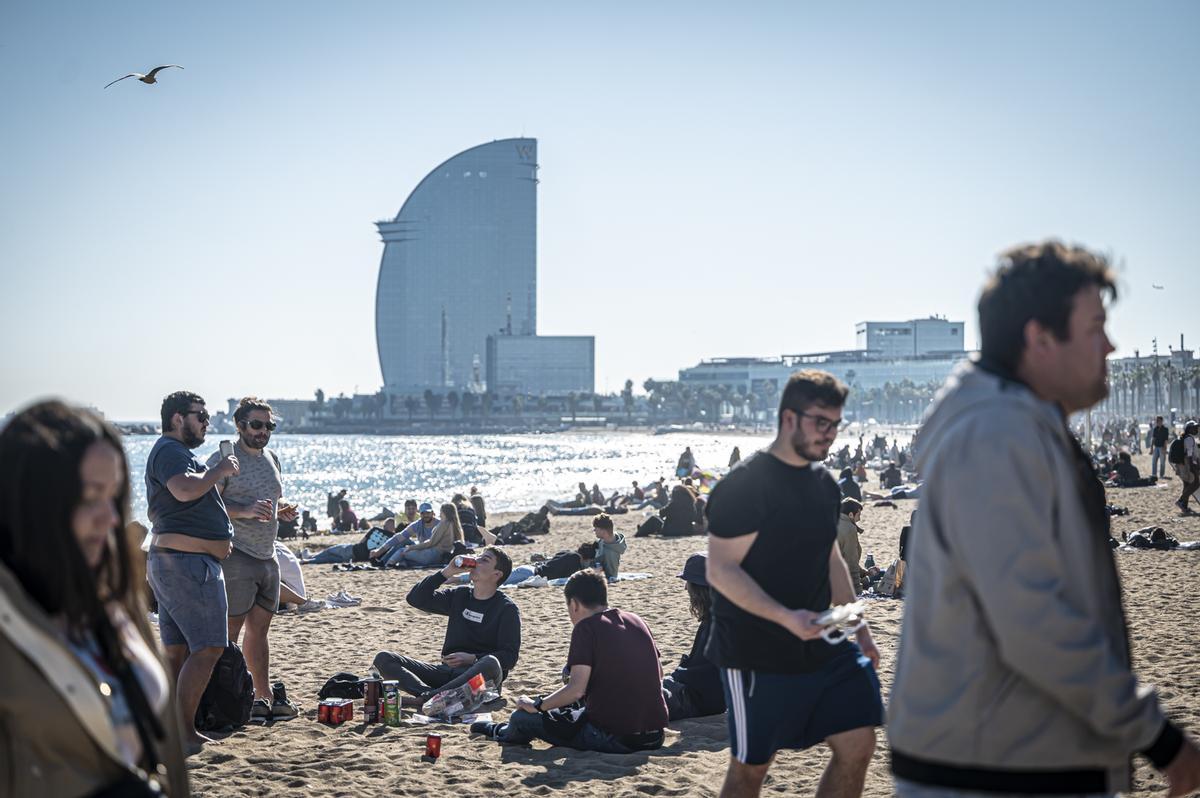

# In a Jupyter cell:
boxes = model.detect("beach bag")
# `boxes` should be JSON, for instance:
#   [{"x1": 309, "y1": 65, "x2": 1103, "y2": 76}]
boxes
[
  {"x1": 195, "y1": 642, "x2": 254, "y2": 731},
  {"x1": 1168, "y1": 437, "x2": 1186, "y2": 465},
  {"x1": 319, "y1": 671, "x2": 365, "y2": 699},
  {"x1": 876, "y1": 560, "x2": 900, "y2": 597}
]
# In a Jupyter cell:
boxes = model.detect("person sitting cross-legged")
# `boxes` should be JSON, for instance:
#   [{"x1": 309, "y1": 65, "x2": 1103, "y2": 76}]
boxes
[
  {"x1": 382, "y1": 502, "x2": 462, "y2": 569},
  {"x1": 471, "y1": 570, "x2": 668, "y2": 753},
  {"x1": 373, "y1": 547, "x2": 520, "y2": 698}
]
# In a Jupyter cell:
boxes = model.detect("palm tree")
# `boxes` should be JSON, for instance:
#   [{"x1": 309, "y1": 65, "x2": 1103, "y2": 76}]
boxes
[
  {"x1": 404, "y1": 396, "x2": 419, "y2": 422},
  {"x1": 567, "y1": 392, "x2": 579, "y2": 424},
  {"x1": 423, "y1": 389, "x2": 439, "y2": 420},
  {"x1": 461, "y1": 391, "x2": 478, "y2": 418},
  {"x1": 447, "y1": 390, "x2": 460, "y2": 419},
  {"x1": 622, "y1": 380, "x2": 634, "y2": 421}
]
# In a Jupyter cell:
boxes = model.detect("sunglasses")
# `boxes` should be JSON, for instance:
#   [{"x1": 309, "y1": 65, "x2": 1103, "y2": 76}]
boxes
[
  {"x1": 182, "y1": 410, "x2": 210, "y2": 423},
  {"x1": 242, "y1": 419, "x2": 277, "y2": 431}
]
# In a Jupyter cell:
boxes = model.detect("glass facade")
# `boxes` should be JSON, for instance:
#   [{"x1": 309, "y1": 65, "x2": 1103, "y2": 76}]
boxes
[
  {"x1": 486, "y1": 335, "x2": 594, "y2": 395},
  {"x1": 375, "y1": 138, "x2": 538, "y2": 392}
]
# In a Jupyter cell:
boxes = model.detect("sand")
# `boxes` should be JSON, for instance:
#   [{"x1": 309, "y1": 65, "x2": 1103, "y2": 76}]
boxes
[{"x1": 184, "y1": 452, "x2": 1200, "y2": 797}]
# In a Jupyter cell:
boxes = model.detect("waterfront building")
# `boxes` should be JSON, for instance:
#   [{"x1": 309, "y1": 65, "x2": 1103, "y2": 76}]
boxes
[{"x1": 486, "y1": 334, "x2": 594, "y2": 395}]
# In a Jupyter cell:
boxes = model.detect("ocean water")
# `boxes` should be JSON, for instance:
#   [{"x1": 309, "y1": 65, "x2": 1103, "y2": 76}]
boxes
[{"x1": 122, "y1": 431, "x2": 774, "y2": 524}]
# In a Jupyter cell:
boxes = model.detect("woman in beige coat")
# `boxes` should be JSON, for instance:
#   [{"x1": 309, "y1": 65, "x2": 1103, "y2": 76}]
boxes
[{"x1": 0, "y1": 401, "x2": 189, "y2": 796}]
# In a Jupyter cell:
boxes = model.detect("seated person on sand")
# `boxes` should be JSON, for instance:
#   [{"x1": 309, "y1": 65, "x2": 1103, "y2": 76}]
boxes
[
  {"x1": 661, "y1": 484, "x2": 703, "y2": 536},
  {"x1": 836, "y1": 498, "x2": 865, "y2": 593},
  {"x1": 370, "y1": 502, "x2": 439, "y2": 563},
  {"x1": 662, "y1": 553, "x2": 725, "y2": 721},
  {"x1": 333, "y1": 499, "x2": 358, "y2": 532},
  {"x1": 470, "y1": 570, "x2": 668, "y2": 752},
  {"x1": 453, "y1": 492, "x2": 495, "y2": 545},
  {"x1": 393, "y1": 498, "x2": 419, "y2": 530},
  {"x1": 593, "y1": 514, "x2": 627, "y2": 581},
  {"x1": 470, "y1": 492, "x2": 487, "y2": 528},
  {"x1": 374, "y1": 547, "x2": 520, "y2": 699},
  {"x1": 504, "y1": 542, "x2": 597, "y2": 585},
  {"x1": 880, "y1": 462, "x2": 903, "y2": 490},
  {"x1": 382, "y1": 503, "x2": 463, "y2": 568},
  {"x1": 1112, "y1": 452, "x2": 1157, "y2": 488},
  {"x1": 838, "y1": 466, "x2": 862, "y2": 502},
  {"x1": 303, "y1": 517, "x2": 397, "y2": 565}
]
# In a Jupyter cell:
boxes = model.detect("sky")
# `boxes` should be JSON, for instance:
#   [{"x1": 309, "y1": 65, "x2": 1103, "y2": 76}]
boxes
[{"x1": 2, "y1": 1, "x2": 1198, "y2": 420}]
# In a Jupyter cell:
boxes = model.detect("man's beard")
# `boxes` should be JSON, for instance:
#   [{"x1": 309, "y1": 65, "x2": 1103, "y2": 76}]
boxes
[
  {"x1": 241, "y1": 432, "x2": 268, "y2": 450},
  {"x1": 182, "y1": 426, "x2": 205, "y2": 449},
  {"x1": 790, "y1": 427, "x2": 830, "y2": 462}
]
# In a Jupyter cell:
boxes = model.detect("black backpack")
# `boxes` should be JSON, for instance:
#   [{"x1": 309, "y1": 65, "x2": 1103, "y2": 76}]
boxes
[
  {"x1": 1168, "y1": 437, "x2": 1186, "y2": 465},
  {"x1": 195, "y1": 642, "x2": 254, "y2": 731}
]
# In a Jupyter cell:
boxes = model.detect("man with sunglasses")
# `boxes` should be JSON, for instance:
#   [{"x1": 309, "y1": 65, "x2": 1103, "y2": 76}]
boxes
[
  {"x1": 705, "y1": 370, "x2": 882, "y2": 798},
  {"x1": 145, "y1": 390, "x2": 238, "y2": 753},
  {"x1": 206, "y1": 396, "x2": 299, "y2": 721}
]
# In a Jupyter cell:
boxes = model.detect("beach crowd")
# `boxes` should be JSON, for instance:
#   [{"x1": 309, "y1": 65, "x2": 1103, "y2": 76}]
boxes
[{"x1": 4, "y1": 241, "x2": 1200, "y2": 797}]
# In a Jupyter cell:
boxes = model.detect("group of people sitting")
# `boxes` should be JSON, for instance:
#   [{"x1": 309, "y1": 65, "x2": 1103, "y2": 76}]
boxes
[{"x1": 362, "y1": 542, "x2": 725, "y2": 756}]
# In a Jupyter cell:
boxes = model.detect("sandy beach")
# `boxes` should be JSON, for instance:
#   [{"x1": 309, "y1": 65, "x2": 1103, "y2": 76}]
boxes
[{"x1": 183, "y1": 451, "x2": 1200, "y2": 797}]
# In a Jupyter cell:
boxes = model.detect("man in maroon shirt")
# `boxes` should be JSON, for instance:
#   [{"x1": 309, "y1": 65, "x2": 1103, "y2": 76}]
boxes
[{"x1": 471, "y1": 570, "x2": 668, "y2": 752}]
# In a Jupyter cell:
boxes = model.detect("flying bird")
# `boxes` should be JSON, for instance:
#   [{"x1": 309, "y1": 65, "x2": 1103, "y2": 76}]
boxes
[
  {"x1": 104, "y1": 65, "x2": 184, "y2": 89},
  {"x1": 1152, "y1": 284, "x2": 1164, "y2": 290}
]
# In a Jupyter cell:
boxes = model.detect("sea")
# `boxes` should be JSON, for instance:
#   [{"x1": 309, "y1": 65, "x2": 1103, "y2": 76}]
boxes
[{"x1": 123, "y1": 426, "x2": 916, "y2": 525}]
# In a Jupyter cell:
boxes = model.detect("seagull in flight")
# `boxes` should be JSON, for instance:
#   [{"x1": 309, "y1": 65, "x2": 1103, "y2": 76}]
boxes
[
  {"x1": 104, "y1": 65, "x2": 184, "y2": 89},
  {"x1": 1152, "y1": 284, "x2": 1164, "y2": 290}
]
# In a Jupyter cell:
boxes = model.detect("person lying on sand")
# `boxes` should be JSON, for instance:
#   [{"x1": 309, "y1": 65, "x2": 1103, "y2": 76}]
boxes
[
  {"x1": 470, "y1": 570, "x2": 668, "y2": 752},
  {"x1": 504, "y1": 543, "x2": 597, "y2": 586},
  {"x1": 373, "y1": 548, "x2": 520, "y2": 698}
]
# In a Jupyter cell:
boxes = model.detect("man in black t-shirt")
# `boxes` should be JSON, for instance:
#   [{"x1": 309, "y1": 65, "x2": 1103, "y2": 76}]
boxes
[
  {"x1": 1151, "y1": 416, "x2": 1170, "y2": 478},
  {"x1": 706, "y1": 370, "x2": 882, "y2": 798}
]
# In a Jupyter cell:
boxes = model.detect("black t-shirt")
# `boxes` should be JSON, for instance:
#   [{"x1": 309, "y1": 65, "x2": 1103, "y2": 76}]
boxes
[
  {"x1": 1152, "y1": 425, "x2": 1170, "y2": 447},
  {"x1": 406, "y1": 574, "x2": 522, "y2": 675},
  {"x1": 704, "y1": 451, "x2": 845, "y2": 672},
  {"x1": 536, "y1": 551, "x2": 583, "y2": 579}
]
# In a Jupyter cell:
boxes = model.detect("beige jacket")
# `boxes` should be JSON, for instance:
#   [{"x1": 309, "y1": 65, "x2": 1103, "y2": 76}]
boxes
[
  {"x1": 835, "y1": 514, "x2": 863, "y2": 590},
  {"x1": 0, "y1": 563, "x2": 190, "y2": 797}
]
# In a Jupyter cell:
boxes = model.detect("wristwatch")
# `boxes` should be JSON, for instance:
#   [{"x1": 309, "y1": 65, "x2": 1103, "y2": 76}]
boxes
[{"x1": 533, "y1": 696, "x2": 545, "y2": 712}]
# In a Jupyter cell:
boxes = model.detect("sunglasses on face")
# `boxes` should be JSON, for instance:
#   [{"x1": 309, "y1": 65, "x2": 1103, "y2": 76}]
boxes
[
  {"x1": 182, "y1": 410, "x2": 210, "y2": 424},
  {"x1": 242, "y1": 419, "x2": 277, "y2": 431}
]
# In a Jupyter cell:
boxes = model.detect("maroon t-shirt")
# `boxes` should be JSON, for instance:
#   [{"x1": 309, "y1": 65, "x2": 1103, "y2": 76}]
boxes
[{"x1": 566, "y1": 608, "x2": 668, "y2": 736}]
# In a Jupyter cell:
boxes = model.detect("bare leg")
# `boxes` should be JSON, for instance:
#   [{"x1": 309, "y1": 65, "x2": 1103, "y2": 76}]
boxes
[
  {"x1": 278, "y1": 583, "x2": 304, "y2": 606},
  {"x1": 719, "y1": 758, "x2": 772, "y2": 798},
  {"x1": 230, "y1": 605, "x2": 274, "y2": 700},
  {"x1": 176, "y1": 645, "x2": 225, "y2": 750},
  {"x1": 816, "y1": 726, "x2": 876, "y2": 798}
]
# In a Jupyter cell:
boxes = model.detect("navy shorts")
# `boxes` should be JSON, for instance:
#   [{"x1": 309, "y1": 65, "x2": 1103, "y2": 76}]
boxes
[
  {"x1": 722, "y1": 645, "x2": 883, "y2": 765},
  {"x1": 147, "y1": 549, "x2": 229, "y2": 652}
]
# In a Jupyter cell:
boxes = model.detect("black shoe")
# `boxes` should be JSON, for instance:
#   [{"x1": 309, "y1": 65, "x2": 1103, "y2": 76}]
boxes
[{"x1": 470, "y1": 721, "x2": 501, "y2": 739}]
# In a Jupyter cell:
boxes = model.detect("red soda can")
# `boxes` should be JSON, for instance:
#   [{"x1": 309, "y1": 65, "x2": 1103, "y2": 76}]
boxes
[
  {"x1": 453, "y1": 555, "x2": 477, "y2": 568},
  {"x1": 425, "y1": 733, "x2": 442, "y2": 758},
  {"x1": 318, "y1": 701, "x2": 330, "y2": 724}
]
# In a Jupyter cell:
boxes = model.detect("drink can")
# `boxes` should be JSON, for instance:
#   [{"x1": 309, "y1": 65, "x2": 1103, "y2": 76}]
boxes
[
  {"x1": 383, "y1": 681, "x2": 401, "y2": 727},
  {"x1": 331, "y1": 699, "x2": 353, "y2": 724},
  {"x1": 425, "y1": 733, "x2": 442, "y2": 758},
  {"x1": 453, "y1": 555, "x2": 477, "y2": 568},
  {"x1": 363, "y1": 678, "x2": 382, "y2": 723},
  {"x1": 318, "y1": 701, "x2": 331, "y2": 724}
]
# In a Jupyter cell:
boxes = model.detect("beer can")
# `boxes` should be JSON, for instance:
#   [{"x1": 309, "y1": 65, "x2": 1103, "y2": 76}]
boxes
[
  {"x1": 453, "y1": 555, "x2": 477, "y2": 568},
  {"x1": 425, "y1": 733, "x2": 442, "y2": 758},
  {"x1": 318, "y1": 701, "x2": 330, "y2": 724},
  {"x1": 363, "y1": 678, "x2": 382, "y2": 723}
]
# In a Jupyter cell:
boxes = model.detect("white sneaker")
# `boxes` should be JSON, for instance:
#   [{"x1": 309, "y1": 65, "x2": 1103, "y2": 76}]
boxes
[
  {"x1": 300, "y1": 548, "x2": 314, "y2": 560},
  {"x1": 335, "y1": 589, "x2": 362, "y2": 605},
  {"x1": 297, "y1": 599, "x2": 324, "y2": 613},
  {"x1": 518, "y1": 576, "x2": 549, "y2": 588},
  {"x1": 147, "y1": 611, "x2": 159, "y2": 625}
]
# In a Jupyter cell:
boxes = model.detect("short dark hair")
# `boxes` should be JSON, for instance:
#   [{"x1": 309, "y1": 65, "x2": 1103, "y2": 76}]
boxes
[
  {"x1": 1118, "y1": 451, "x2": 1131, "y2": 463},
  {"x1": 405, "y1": 498, "x2": 417, "y2": 507},
  {"x1": 778, "y1": 370, "x2": 848, "y2": 428},
  {"x1": 577, "y1": 542, "x2": 597, "y2": 560},
  {"x1": 564, "y1": 569, "x2": 607, "y2": 608},
  {"x1": 592, "y1": 513, "x2": 614, "y2": 532},
  {"x1": 978, "y1": 241, "x2": 1118, "y2": 374},
  {"x1": 160, "y1": 390, "x2": 204, "y2": 432},
  {"x1": 841, "y1": 497, "x2": 863, "y2": 515},
  {"x1": 483, "y1": 546, "x2": 512, "y2": 583},
  {"x1": 234, "y1": 396, "x2": 273, "y2": 425}
]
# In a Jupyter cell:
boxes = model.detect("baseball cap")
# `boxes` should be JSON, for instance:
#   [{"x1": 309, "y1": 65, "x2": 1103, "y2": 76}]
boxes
[
  {"x1": 418, "y1": 502, "x2": 434, "y2": 513},
  {"x1": 677, "y1": 552, "x2": 708, "y2": 586}
]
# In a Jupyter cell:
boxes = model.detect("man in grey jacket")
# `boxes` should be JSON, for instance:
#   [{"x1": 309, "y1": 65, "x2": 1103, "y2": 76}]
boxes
[{"x1": 889, "y1": 242, "x2": 1200, "y2": 797}]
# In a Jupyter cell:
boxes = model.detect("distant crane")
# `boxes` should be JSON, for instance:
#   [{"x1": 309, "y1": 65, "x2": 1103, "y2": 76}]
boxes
[{"x1": 104, "y1": 65, "x2": 184, "y2": 89}]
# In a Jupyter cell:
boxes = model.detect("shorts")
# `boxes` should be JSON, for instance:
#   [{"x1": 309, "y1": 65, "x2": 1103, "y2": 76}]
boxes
[
  {"x1": 147, "y1": 549, "x2": 229, "y2": 652},
  {"x1": 222, "y1": 547, "x2": 280, "y2": 615},
  {"x1": 722, "y1": 645, "x2": 883, "y2": 765}
]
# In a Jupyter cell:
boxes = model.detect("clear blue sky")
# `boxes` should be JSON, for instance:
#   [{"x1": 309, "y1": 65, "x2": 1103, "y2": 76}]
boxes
[{"x1": 2, "y1": 1, "x2": 1197, "y2": 420}]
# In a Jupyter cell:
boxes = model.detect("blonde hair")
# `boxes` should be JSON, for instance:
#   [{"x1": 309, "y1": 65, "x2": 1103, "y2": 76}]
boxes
[{"x1": 440, "y1": 502, "x2": 465, "y2": 543}]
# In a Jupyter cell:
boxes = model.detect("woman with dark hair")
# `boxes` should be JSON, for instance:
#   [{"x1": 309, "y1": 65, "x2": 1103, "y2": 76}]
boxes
[
  {"x1": 662, "y1": 553, "x2": 725, "y2": 721},
  {"x1": 661, "y1": 484, "x2": 701, "y2": 536},
  {"x1": 0, "y1": 400, "x2": 189, "y2": 796},
  {"x1": 1177, "y1": 421, "x2": 1200, "y2": 513}
]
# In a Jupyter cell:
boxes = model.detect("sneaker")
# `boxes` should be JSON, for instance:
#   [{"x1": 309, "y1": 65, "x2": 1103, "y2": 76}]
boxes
[
  {"x1": 470, "y1": 721, "x2": 501, "y2": 739},
  {"x1": 297, "y1": 598, "x2": 324, "y2": 613},
  {"x1": 271, "y1": 682, "x2": 299, "y2": 719},
  {"x1": 147, "y1": 611, "x2": 158, "y2": 625},
  {"x1": 250, "y1": 698, "x2": 272, "y2": 722},
  {"x1": 299, "y1": 548, "x2": 314, "y2": 560}
]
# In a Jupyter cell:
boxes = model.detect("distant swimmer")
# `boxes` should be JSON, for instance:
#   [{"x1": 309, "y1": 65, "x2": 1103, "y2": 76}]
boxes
[{"x1": 104, "y1": 64, "x2": 184, "y2": 89}]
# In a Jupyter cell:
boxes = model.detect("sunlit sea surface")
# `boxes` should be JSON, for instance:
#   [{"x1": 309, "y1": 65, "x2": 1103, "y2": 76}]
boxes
[
  {"x1": 122, "y1": 431, "x2": 761, "y2": 524},
  {"x1": 123, "y1": 428, "x2": 911, "y2": 524}
]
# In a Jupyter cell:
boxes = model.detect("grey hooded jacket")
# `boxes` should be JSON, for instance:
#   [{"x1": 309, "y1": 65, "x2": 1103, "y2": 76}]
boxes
[{"x1": 887, "y1": 361, "x2": 1179, "y2": 793}]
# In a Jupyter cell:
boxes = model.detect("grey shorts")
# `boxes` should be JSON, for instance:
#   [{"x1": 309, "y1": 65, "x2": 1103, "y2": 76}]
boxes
[
  {"x1": 147, "y1": 549, "x2": 229, "y2": 652},
  {"x1": 223, "y1": 547, "x2": 280, "y2": 616},
  {"x1": 894, "y1": 780, "x2": 1114, "y2": 798}
]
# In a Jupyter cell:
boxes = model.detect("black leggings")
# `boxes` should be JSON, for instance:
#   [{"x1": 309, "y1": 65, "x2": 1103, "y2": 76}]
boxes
[{"x1": 1180, "y1": 468, "x2": 1200, "y2": 507}]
